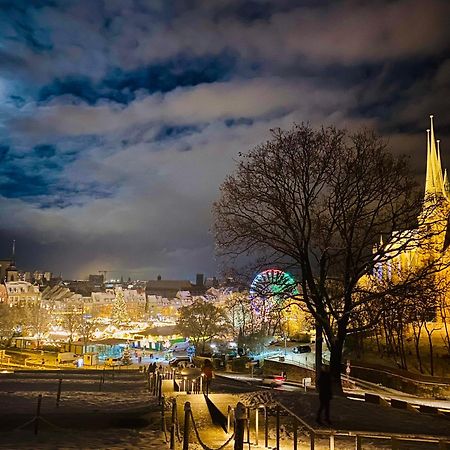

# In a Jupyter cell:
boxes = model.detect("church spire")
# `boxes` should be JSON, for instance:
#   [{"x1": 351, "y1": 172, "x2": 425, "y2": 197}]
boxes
[
  {"x1": 444, "y1": 167, "x2": 450, "y2": 197},
  {"x1": 424, "y1": 115, "x2": 445, "y2": 199}
]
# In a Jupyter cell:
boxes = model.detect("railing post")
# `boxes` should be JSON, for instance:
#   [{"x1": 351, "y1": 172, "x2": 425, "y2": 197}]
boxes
[
  {"x1": 293, "y1": 417, "x2": 298, "y2": 450},
  {"x1": 183, "y1": 401, "x2": 191, "y2": 450},
  {"x1": 234, "y1": 402, "x2": 246, "y2": 450},
  {"x1": 356, "y1": 435, "x2": 362, "y2": 450},
  {"x1": 56, "y1": 378, "x2": 62, "y2": 407},
  {"x1": 330, "y1": 434, "x2": 335, "y2": 450},
  {"x1": 264, "y1": 406, "x2": 269, "y2": 448},
  {"x1": 391, "y1": 437, "x2": 399, "y2": 450},
  {"x1": 34, "y1": 394, "x2": 42, "y2": 435},
  {"x1": 255, "y1": 407, "x2": 259, "y2": 446},
  {"x1": 246, "y1": 407, "x2": 251, "y2": 444},
  {"x1": 276, "y1": 404, "x2": 280, "y2": 450},
  {"x1": 309, "y1": 430, "x2": 315, "y2": 450},
  {"x1": 170, "y1": 398, "x2": 176, "y2": 449},
  {"x1": 227, "y1": 405, "x2": 232, "y2": 434}
]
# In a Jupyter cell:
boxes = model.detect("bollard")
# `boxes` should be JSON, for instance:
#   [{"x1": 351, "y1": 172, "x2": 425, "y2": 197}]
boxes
[
  {"x1": 183, "y1": 401, "x2": 191, "y2": 450},
  {"x1": 170, "y1": 399, "x2": 176, "y2": 449},
  {"x1": 227, "y1": 406, "x2": 233, "y2": 433},
  {"x1": 161, "y1": 395, "x2": 166, "y2": 433},
  {"x1": 34, "y1": 394, "x2": 42, "y2": 435},
  {"x1": 56, "y1": 378, "x2": 62, "y2": 407},
  {"x1": 158, "y1": 375, "x2": 163, "y2": 404},
  {"x1": 276, "y1": 404, "x2": 280, "y2": 450},
  {"x1": 154, "y1": 374, "x2": 158, "y2": 396},
  {"x1": 264, "y1": 406, "x2": 269, "y2": 448},
  {"x1": 234, "y1": 402, "x2": 246, "y2": 450}
]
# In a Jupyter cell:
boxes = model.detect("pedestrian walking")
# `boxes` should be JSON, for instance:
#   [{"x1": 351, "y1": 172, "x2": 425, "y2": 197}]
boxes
[
  {"x1": 202, "y1": 359, "x2": 214, "y2": 395},
  {"x1": 316, "y1": 365, "x2": 332, "y2": 425}
]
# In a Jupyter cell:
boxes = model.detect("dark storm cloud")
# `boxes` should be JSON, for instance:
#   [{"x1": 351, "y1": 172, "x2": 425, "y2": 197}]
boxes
[
  {"x1": 0, "y1": 0, "x2": 449, "y2": 279},
  {"x1": 38, "y1": 52, "x2": 235, "y2": 105}
]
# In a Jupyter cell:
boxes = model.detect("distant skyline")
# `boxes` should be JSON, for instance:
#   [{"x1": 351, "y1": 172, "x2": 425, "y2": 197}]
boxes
[{"x1": 1, "y1": 0, "x2": 450, "y2": 279}]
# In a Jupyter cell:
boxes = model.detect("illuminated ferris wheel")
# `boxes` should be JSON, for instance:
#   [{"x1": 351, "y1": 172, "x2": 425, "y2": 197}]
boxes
[{"x1": 249, "y1": 269, "x2": 297, "y2": 314}]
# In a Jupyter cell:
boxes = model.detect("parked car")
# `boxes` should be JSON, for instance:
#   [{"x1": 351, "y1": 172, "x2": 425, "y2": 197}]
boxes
[
  {"x1": 262, "y1": 374, "x2": 286, "y2": 387},
  {"x1": 292, "y1": 345, "x2": 312, "y2": 354},
  {"x1": 169, "y1": 356, "x2": 192, "y2": 367}
]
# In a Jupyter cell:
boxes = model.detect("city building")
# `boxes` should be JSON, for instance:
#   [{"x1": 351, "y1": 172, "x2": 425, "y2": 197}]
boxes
[
  {"x1": 0, "y1": 260, "x2": 12, "y2": 282},
  {"x1": 5, "y1": 281, "x2": 41, "y2": 306},
  {"x1": 145, "y1": 275, "x2": 193, "y2": 299}
]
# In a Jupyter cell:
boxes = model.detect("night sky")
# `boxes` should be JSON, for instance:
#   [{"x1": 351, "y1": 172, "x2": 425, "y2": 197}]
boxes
[{"x1": 0, "y1": 0, "x2": 449, "y2": 280}]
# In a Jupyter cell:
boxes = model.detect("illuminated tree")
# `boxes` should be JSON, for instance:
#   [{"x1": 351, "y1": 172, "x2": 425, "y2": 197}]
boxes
[
  {"x1": 121, "y1": 345, "x2": 132, "y2": 365},
  {"x1": 111, "y1": 288, "x2": 129, "y2": 325},
  {"x1": 176, "y1": 299, "x2": 229, "y2": 353},
  {"x1": 63, "y1": 301, "x2": 82, "y2": 343}
]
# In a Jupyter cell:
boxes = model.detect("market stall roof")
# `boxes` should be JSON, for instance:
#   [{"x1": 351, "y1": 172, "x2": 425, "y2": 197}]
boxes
[
  {"x1": 72, "y1": 338, "x2": 129, "y2": 346},
  {"x1": 140, "y1": 325, "x2": 178, "y2": 336}
]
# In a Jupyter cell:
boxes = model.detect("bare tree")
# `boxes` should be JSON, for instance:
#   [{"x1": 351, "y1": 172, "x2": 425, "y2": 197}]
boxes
[
  {"x1": 26, "y1": 302, "x2": 51, "y2": 347},
  {"x1": 214, "y1": 124, "x2": 445, "y2": 392},
  {"x1": 63, "y1": 301, "x2": 83, "y2": 343},
  {"x1": 176, "y1": 299, "x2": 230, "y2": 354}
]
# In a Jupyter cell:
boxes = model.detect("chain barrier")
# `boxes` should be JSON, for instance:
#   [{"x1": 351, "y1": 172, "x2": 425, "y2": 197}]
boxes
[{"x1": 189, "y1": 409, "x2": 235, "y2": 450}]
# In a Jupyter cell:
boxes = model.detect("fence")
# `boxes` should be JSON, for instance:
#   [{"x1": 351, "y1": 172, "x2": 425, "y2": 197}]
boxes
[{"x1": 164, "y1": 395, "x2": 450, "y2": 450}]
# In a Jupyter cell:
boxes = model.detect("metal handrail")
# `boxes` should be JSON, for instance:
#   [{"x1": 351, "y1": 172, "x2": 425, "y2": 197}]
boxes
[{"x1": 277, "y1": 401, "x2": 450, "y2": 445}]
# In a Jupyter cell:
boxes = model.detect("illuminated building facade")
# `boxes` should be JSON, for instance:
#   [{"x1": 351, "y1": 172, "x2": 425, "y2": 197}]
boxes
[{"x1": 369, "y1": 116, "x2": 450, "y2": 326}]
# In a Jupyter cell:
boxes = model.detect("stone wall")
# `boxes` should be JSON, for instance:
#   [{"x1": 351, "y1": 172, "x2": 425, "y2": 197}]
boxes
[
  {"x1": 263, "y1": 358, "x2": 314, "y2": 382},
  {"x1": 350, "y1": 365, "x2": 450, "y2": 399}
]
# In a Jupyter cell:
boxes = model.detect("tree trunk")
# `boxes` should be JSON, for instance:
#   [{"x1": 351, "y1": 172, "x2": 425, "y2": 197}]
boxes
[
  {"x1": 329, "y1": 338, "x2": 344, "y2": 395},
  {"x1": 314, "y1": 320, "x2": 323, "y2": 392},
  {"x1": 425, "y1": 326, "x2": 434, "y2": 376},
  {"x1": 412, "y1": 322, "x2": 423, "y2": 373},
  {"x1": 374, "y1": 326, "x2": 382, "y2": 356}
]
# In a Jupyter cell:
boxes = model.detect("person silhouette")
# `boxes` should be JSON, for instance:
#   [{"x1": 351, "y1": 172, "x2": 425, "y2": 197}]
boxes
[{"x1": 316, "y1": 365, "x2": 332, "y2": 425}]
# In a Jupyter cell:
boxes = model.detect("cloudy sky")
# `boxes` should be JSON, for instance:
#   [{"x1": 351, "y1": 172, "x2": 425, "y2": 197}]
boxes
[{"x1": 0, "y1": 0, "x2": 449, "y2": 280}]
